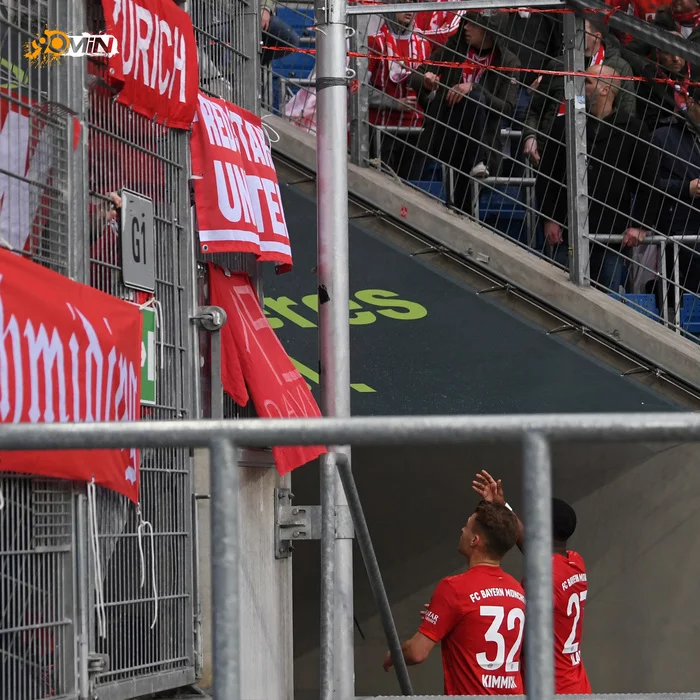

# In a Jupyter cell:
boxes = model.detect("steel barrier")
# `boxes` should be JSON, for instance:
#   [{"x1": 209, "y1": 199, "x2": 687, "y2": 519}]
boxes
[
  {"x1": 4, "y1": 412, "x2": 700, "y2": 699},
  {"x1": 265, "y1": 0, "x2": 700, "y2": 344},
  {"x1": 0, "y1": 0, "x2": 258, "y2": 697}
]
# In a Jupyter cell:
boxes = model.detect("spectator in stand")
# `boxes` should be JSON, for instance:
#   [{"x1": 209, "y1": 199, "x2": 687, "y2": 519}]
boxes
[
  {"x1": 523, "y1": 16, "x2": 635, "y2": 167},
  {"x1": 383, "y1": 501, "x2": 525, "y2": 696},
  {"x1": 498, "y1": 10, "x2": 563, "y2": 124},
  {"x1": 536, "y1": 65, "x2": 661, "y2": 290},
  {"x1": 414, "y1": 0, "x2": 464, "y2": 47},
  {"x1": 260, "y1": 0, "x2": 300, "y2": 67},
  {"x1": 193, "y1": 0, "x2": 299, "y2": 70},
  {"x1": 623, "y1": 32, "x2": 689, "y2": 131},
  {"x1": 628, "y1": 0, "x2": 700, "y2": 68},
  {"x1": 497, "y1": 10, "x2": 563, "y2": 177},
  {"x1": 604, "y1": 0, "x2": 667, "y2": 45},
  {"x1": 367, "y1": 9, "x2": 432, "y2": 178},
  {"x1": 472, "y1": 470, "x2": 592, "y2": 695},
  {"x1": 651, "y1": 85, "x2": 700, "y2": 299},
  {"x1": 408, "y1": 12, "x2": 520, "y2": 213}
]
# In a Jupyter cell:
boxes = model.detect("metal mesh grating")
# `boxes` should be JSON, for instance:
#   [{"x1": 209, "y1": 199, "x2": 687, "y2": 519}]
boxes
[
  {"x1": 0, "y1": 0, "x2": 72, "y2": 274},
  {"x1": 0, "y1": 475, "x2": 74, "y2": 700}
]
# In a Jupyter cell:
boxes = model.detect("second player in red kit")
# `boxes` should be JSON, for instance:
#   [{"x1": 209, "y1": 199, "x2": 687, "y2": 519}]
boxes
[
  {"x1": 552, "y1": 544, "x2": 591, "y2": 693},
  {"x1": 383, "y1": 501, "x2": 525, "y2": 695},
  {"x1": 473, "y1": 470, "x2": 592, "y2": 694}
]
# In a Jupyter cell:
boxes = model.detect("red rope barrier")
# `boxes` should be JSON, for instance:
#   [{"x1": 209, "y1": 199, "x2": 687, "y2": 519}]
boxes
[{"x1": 265, "y1": 44, "x2": 700, "y2": 88}]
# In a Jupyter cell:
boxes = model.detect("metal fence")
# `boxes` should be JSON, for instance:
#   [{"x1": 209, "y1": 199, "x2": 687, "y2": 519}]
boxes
[
  {"x1": 5, "y1": 412, "x2": 700, "y2": 700},
  {"x1": 0, "y1": 0, "x2": 259, "y2": 696},
  {"x1": 264, "y1": 0, "x2": 700, "y2": 344}
]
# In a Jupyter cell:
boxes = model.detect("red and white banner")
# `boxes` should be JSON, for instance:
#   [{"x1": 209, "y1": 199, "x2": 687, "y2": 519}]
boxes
[
  {"x1": 0, "y1": 89, "x2": 80, "y2": 253},
  {"x1": 208, "y1": 264, "x2": 325, "y2": 474},
  {"x1": 0, "y1": 249, "x2": 143, "y2": 502},
  {"x1": 101, "y1": 0, "x2": 199, "y2": 129},
  {"x1": 191, "y1": 93, "x2": 293, "y2": 268}
]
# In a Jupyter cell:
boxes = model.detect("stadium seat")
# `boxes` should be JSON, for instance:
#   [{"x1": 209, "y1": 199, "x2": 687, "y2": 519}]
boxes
[
  {"x1": 410, "y1": 180, "x2": 446, "y2": 202},
  {"x1": 478, "y1": 185, "x2": 528, "y2": 243},
  {"x1": 680, "y1": 294, "x2": 700, "y2": 334},
  {"x1": 277, "y1": 6, "x2": 315, "y2": 35},
  {"x1": 608, "y1": 293, "x2": 660, "y2": 321}
]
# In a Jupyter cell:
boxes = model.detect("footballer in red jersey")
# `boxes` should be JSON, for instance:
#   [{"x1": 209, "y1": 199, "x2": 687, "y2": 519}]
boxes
[
  {"x1": 473, "y1": 470, "x2": 592, "y2": 694},
  {"x1": 383, "y1": 501, "x2": 525, "y2": 695}
]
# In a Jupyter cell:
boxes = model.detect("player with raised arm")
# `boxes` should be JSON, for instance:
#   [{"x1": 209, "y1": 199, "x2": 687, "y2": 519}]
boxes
[
  {"x1": 472, "y1": 470, "x2": 592, "y2": 694},
  {"x1": 382, "y1": 501, "x2": 526, "y2": 695}
]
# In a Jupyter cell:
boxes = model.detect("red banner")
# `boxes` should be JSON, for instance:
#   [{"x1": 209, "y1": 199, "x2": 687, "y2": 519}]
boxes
[
  {"x1": 191, "y1": 93, "x2": 293, "y2": 268},
  {"x1": 0, "y1": 249, "x2": 143, "y2": 502},
  {"x1": 208, "y1": 264, "x2": 325, "y2": 474},
  {"x1": 101, "y1": 0, "x2": 199, "y2": 130}
]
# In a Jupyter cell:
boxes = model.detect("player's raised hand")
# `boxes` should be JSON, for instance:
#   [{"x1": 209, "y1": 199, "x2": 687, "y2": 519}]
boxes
[
  {"x1": 419, "y1": 602, "x2": 430, "y2": 621},
  {"x1": 472, "y1": 469, "x2": 505, "y2": 505}
]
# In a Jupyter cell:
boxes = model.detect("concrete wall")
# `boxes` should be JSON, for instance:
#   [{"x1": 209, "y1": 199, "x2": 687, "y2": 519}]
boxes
[
  {"x1": 291, "y1": 441, "x2": 700, "y2": 697},
  {"x1": 195, "y1": 448, "x2": 294, "y2": 699}
]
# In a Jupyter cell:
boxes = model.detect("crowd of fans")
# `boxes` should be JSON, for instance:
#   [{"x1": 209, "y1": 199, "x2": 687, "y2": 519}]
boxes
[{"x1": 276, "y1": 0, "x2": 700, "y2": 312}]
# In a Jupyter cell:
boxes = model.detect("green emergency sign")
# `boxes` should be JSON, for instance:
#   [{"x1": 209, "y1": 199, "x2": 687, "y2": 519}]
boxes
[{"x1": 141, "y1": 307, "x2": 157, "y2": 406}]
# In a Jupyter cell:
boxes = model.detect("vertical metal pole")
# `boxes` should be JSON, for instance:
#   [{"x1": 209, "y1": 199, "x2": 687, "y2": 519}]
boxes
[
  {"x1": 76, "y1": 493, "x2": 90, "y2": 700},
  {"x1": 563, "y1": 13, "x2": 590, "y2": 286},
  {"x1": 210, "y1": 438, "x2": 241, "y2": 700},
  {"x1": 210, "y1": 329, "x2": 224, "y2": 420},
  {"x1": 244, "y1": 0, "x2": 262, "y2": 115},
  {"x1": 62, "y1": 0, "x2": 88, "y2": 283},
  {"x1": 660, "y1": 240, "x2": 669, "y2": 326},
  {"x1": 673, "y1": 240, "x2": 682, "y2": 332},
  {"x1": 315, "y1": 0, "x2": 354, "y2": 694},
  {"x1": 349, "y1": 13, "x2": 370, "y2": 167},
  {"x1": 522, "y1": 432, "x2": 555, "y2": 700}
]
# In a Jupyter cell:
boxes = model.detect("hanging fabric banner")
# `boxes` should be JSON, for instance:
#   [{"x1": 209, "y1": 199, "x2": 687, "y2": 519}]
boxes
[
  {"x1": 0, "y1": 249, "x2": 143, "y2": 502},
  {"x1": 100, "y1": 0, "x2": 199, "y2": 129},
  {"x1": 190, "y1": 92, "x2": 293, "y2": 269},
  {"x1": 208, "y1": 264, "x2": 324, "y2": 474}
]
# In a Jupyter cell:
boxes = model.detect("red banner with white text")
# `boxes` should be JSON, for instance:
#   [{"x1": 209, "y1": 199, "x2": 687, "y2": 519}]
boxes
[
  {"x1": 0, "y1": 249, "x2": 143, "y2": 502},
  {"x1": 208, "y1": 264, "x2": 324, "y2": 474},
  {"x1": 191, "y1": 93, "x2": 293, "y2": 268},
  {"x1": 100, "y1": 0, "x2": 199, "y2": 129}
]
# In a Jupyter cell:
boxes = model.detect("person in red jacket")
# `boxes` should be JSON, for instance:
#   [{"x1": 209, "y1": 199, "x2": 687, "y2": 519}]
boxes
[
  {"x1": 413, "y1": 0, "x2": 464, "y2": 47},
  {"x1": 367, "y1": 9, "x2": 431, "y2": 176},
  {"x1": 383, "y1": 501, "x2": 525, "y2": 695},
  {"x1": 473, "y1": 470, "x2": 592, "y2": 694}
]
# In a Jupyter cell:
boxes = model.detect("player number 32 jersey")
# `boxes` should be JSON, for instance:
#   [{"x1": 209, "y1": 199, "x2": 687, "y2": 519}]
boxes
[{"x1": 419, "y1": 565, "x2": 526, "y2": 696}]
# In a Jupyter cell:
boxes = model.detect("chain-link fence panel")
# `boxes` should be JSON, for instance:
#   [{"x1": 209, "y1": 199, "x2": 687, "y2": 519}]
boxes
[{"x1": 267, "y1": 1, "x2": 700, "y2": 345}]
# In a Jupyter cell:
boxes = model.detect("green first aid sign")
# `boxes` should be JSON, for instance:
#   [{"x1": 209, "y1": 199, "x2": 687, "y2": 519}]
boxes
[{"x1": 141, "y1": 307, "x2": 157, "y2": 406}]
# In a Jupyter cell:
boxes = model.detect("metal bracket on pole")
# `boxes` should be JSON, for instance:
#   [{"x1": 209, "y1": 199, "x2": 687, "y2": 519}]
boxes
[
  {"x1": 191, "y1": 305, "x2": 227, "y2": 332},
  {"x1": 275, "y1": 488, "x2": 322, "y2": 558}
]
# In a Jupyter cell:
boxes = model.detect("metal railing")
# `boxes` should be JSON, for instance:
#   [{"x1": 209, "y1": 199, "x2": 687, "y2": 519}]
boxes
[
  {"x1": 264, "y1": 0, "x2": 700, "y2": 344},
  {"x1": 4, "y1": 412, "x2": 700, "y2": 699}
]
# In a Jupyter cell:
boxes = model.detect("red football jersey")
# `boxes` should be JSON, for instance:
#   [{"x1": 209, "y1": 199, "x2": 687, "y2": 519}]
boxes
[
  {"x1": 605, "y1": 0, "x2": 665, "y2": 21},
  {"x1": 552, "y1": 551, "x2": 591, "y2": 694},
  {"x1": 419, "y1": 565, "x2": 526, "y2": 696},
  {"x1": 367, "y1": 25, "x2": 431, "y2": 127},
  {"x1": 413, "y1": 1, "x2": 464, "y2": 46}
]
